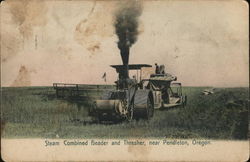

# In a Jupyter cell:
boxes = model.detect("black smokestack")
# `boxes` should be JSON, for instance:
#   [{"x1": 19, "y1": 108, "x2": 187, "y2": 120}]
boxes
[{"x1": 114, "y1": 0, "x2": 142, "y2": 66}]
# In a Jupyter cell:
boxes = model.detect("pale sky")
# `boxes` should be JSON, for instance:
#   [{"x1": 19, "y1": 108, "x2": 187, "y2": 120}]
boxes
[{"x1": 1, "y1": 0, "x2": 249, "y2": 87}]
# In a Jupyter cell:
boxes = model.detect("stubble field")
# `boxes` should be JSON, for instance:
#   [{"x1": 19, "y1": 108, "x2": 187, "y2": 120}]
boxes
[{"x1": 1, "y1": 86, "x2": 248, "y2": 139}]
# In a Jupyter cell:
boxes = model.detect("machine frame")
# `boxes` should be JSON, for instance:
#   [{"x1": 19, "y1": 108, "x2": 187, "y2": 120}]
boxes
[{"x1": 90, "y1": 64, "x2": 187, "y2": 122}]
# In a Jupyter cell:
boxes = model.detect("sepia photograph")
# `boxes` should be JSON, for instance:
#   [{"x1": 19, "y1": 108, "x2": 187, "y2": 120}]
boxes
[{"x1": 1, "y1": 0, "x2": 249, "y2": 161}]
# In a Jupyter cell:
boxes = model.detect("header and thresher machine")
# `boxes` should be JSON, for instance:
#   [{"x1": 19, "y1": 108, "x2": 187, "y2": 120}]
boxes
[
  {"x1": 53, "y1": 62, "x2": 187, "y2": 122},
  {"x1": 89, "y1": 62, "x2": 187, "y2": 122}
]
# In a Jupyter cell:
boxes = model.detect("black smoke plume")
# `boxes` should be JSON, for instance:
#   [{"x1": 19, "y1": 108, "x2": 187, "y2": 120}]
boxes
[{"x1": 114, "y1": 0, "x2": 142, "y2": 65}]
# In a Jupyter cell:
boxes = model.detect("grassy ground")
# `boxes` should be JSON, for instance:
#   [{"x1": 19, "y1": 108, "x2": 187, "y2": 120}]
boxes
[{"x1": 1, "y1": 86, "x2": 249, "y2": 139}]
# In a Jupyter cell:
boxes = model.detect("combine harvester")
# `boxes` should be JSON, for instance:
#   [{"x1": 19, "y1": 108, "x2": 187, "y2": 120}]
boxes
[
  {"x1": 53, "y1": 64, "x2": 187, "y2": 122},
  {"x1": 89, "y1": 63, "x2": 187, "y2": 122}
]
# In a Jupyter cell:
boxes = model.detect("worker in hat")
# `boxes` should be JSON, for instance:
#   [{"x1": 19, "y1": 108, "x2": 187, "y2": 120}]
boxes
[{"x1": 155, "y1": 63, "x2": 160, "y2": 74}]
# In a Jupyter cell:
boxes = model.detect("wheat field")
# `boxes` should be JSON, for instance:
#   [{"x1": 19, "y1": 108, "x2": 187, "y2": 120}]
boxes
[{"x1": 1, "y1": 86, "x2": 248, "y2": 139}]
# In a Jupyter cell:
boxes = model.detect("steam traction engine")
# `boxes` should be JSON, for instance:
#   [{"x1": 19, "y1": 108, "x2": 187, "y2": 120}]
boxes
[
  {"x1": 90, "y1": 64, "x2": 153, "y2": 121},
  {"x1": 89, "y1": 64, "x2": 187, "y2": 122}
]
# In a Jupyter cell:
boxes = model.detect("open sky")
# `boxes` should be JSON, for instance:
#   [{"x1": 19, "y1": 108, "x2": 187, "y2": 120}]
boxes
[{"x1": 1, "y1": 0, "x2": 249, "y2": 87}]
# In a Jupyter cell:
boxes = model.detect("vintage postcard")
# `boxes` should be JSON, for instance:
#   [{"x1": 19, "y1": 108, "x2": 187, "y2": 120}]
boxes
[{"x1": 1, "y1": 0, "x2": 249, "y2": 161}]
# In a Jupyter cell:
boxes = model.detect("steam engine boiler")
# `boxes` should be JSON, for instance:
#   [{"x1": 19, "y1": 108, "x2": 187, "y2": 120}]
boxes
[{"x1": 90, "y1": 63, "x2": 155, "y2": 121}]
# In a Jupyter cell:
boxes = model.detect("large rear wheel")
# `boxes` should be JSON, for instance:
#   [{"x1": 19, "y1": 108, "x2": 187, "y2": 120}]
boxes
[{"x1": 146, "y1": 96, "x2": 154, "y2": 119}]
